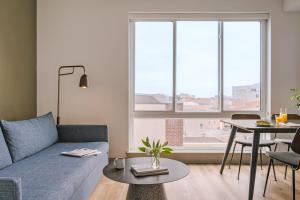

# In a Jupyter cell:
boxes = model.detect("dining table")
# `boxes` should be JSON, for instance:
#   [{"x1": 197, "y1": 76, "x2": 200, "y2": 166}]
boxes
[{"x1": 220, "y1": 119, "x2": 300, "y2": 200}]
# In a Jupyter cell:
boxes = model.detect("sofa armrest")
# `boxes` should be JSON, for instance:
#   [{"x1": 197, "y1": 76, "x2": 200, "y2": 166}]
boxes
[
  {"x1": 57, "y1": 125, "x2": 108, "y2": 142},
  {"x1": 0, "y1": 177, "x2": 22, "y2": 200}
]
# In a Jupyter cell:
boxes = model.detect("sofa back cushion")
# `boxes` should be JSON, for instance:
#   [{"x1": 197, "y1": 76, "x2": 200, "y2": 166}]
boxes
[
  {"x1": 1, "y1": 112, "x2": 58, "y2": 162},
  {"x1": 0, "y1": 128, "x2": 12, "y2": 169}
]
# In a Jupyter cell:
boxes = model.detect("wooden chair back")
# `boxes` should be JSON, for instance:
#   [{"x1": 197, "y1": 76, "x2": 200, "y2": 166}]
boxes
[{"x1": 232, "y1": 114, "x2": 261, "y2": 120}]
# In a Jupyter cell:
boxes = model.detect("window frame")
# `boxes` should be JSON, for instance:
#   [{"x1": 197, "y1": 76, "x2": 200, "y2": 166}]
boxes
[{"x1": 129, "y1": 15, "x2": 268, "y2": 151}]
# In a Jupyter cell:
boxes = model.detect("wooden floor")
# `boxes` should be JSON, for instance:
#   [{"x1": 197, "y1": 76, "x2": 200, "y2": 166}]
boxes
[{"x1": 90, "y1": 165, "x2": 300, "y2": 200}]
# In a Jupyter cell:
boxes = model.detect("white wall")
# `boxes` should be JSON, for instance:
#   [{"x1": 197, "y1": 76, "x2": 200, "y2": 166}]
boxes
[
  {"x1": 37, "y1": 0, "x2": 300, "y2": 157},
  {"x1": 283, "y1": 0, "x2": 300, "y2": 11}
]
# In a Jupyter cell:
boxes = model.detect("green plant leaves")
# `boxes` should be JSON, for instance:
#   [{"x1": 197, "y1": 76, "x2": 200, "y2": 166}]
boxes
[
  {"x1": 290, "y1": 88, "x2": 300, "y2": 109},
  {"x1": 156, "y1": 139, "x2": 160, "y2": 148},
  {"x1": 141, "y1": 137, "x2": 151, "y2": 148},
  {"x1": 162, "y1": 147, "x2": 173, "y2": 151},
  {"x1": 162, "y1": 147, "x2": 173, "y2": 155},
  {"x1": 138, "y1": 137, "x2": 174, "y2": 156},
  {"x1": 138, "y1": 147, "x2": 146, "y2": 152},
  {"x1": 162, "y1": 150, "x2": 172, "y2": 155}
]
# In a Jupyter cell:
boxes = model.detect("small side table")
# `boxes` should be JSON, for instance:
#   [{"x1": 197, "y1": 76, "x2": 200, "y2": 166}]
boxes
[{"x1": 103, "y1": 157, "x2": 189, "y2": 200}]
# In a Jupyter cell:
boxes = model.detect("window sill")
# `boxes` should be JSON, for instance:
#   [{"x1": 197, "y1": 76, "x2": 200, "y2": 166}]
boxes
[
  {"x1": 128, "y1": 148, "x2": 254, "y2": 154},
  {"x1": 126, "y1": 151, "x2": 267, "y2": 164}
]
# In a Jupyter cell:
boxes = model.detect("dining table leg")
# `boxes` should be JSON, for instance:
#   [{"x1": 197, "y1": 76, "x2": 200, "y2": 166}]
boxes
[
  {"x1": 220, "y1": 126, "x2": 237, "y2": 174},
  {"x1": 248, "y1": 130, "x2": 260, "y2": 200}
]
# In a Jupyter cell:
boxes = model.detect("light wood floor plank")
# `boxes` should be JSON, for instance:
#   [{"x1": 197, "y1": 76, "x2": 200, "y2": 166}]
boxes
[{"x1": 90, "y1": 165, "x2": 300, "y2": 200}]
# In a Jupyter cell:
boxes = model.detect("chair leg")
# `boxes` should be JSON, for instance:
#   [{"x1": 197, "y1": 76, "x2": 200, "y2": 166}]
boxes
[
  {"x1": 263, "y1": 159, "x2": 273, "y2": 197},
  {"x1": 285, "y1": 145, "x2": 291, "y2": 180},
  {"x1": 237, "y1": 145, "x2": 244, "y2": 180},
  {"x1": 260, "y1": 148, "x2": 263, "y2": 170},
  {"x1": 267, "y1": 146, "x2": 277, "y2": 181},
  {"x1": 272, "y1": 162, "x2": 277, "y2": 181},
  {"x1": 228, "y1": 142, "x2": 237, "y2": 169},
  {"x1": 272, "y1": 160, "x2": 277, "y2": 181},
  {"x1": 274, "y1": 143, "x2": 278, "y2": 152},
  {"x1": 292, "y1": 169, "x2": 296, "y2": 200}
]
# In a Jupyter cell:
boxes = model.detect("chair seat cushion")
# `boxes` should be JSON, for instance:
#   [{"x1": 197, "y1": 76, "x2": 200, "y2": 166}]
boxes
[
  {"x1": 0, "y1": 142, "x2": 109, "y2": 200},
  {"x1": 266, "y1": 151, "x2": 300, "y2": 166},
  {"x1": 235, "y1": 139, "x2": 275, "y2": 146},
  {"x1": 0, "y1": 128, "x2": 12, "y2": 169},
  {"x1": 274, "y1": 138, "x2": 292, "y2": 145},
  {"x1": 1, "y1": 113, "x2": 58, "y2": 162}
]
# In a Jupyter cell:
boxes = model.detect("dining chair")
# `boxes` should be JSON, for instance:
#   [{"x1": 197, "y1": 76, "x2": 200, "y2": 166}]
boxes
[
  {"x1": 228, "y1": 114, "x2": 277, "y2": 180},
  {"x1": 263, "y1": 128, "x2": 300, "y2": 200},
  {"x1": 271, "y1": 114, "x2": 300, "y2": 179}
]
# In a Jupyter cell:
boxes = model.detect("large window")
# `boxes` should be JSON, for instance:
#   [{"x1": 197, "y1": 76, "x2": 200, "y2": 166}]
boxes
[
  {"x1": 223, "y1": 22, "x2": 261, "y2": 111},
  {"x1": 130, "y1": 17, "x2": 266, "y2": 151},
  {"x1": 176, "y1": 21, "x2": 219, "y2": 112},
  {"x1": 135, "y1": 22, "x2": 173, "y2": 111}
]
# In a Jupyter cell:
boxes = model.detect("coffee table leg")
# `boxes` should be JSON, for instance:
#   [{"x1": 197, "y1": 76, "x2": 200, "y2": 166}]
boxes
[{"x1": 127, "y1": 184, "x2": 167, "y2": 200}]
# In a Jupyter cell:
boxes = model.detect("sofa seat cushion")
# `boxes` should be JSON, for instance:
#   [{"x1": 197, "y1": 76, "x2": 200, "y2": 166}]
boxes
[
  {"x1": 1, "y1": 112, "x2": 58, "y2": 162},
  {"x1": 0, "y1": 128, "x2": 12, "y2": 169},
  {"x1": 0, "y1": 142, "x2": 109, "y2": 200}
]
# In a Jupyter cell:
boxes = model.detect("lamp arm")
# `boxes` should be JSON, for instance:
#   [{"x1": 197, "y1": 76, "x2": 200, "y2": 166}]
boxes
[
  {"x1": 57, "y1": 65, "x2": 86, "y2": 125},
  {"x1": 59, "y1": 65, "x2": 85, "y2": 76},
  {"x1": 59, "y1": 67, "x2": 74, "y2": 76}
]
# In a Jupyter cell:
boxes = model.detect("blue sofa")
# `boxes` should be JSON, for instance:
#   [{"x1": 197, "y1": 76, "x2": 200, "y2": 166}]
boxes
[{"x1": 0, "y1": 113, "x2": 109, "y2": 200}]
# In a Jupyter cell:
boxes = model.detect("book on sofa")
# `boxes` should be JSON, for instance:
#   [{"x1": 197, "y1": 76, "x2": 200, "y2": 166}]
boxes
[
  {"x1": 131, "y1": 164, "x2": 169, "y2": 177},
  {"x1": 61, "y1": 148, "x2": 102, "y2": 157}
]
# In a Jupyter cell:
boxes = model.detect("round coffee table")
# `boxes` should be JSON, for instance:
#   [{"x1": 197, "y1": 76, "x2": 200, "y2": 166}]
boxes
[{"x1": 103, "y1": 157, "x2": 189, "y2": 200}]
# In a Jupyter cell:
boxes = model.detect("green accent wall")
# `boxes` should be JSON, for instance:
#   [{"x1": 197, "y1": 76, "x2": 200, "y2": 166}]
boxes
[{"x1": 0, "y1": 0, "x2": 36, "y2": 120}]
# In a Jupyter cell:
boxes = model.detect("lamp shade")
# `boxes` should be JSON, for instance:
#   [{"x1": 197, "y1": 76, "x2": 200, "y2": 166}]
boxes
[{"x1": 79, "y1": 74, "x2": 88, "y2": 88}]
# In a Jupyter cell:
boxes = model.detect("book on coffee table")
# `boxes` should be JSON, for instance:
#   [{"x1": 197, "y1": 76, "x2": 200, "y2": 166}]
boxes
[{"x1": 131, "y1": 164, "x2": 169, "y2": 177}]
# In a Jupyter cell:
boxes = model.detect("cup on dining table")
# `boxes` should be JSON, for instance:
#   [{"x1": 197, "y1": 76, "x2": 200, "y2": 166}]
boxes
[{"x1": 275, "y1": 115, "x2": 284, "y2": 123}]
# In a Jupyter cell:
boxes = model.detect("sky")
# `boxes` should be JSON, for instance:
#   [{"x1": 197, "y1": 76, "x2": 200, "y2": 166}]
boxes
[{"x1": 135, "y1": 21, "x2": 261, "y2": 98}]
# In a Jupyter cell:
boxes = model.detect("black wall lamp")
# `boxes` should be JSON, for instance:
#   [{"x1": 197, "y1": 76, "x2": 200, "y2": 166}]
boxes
[{"x1": 57, "y1": 65, "x2": 88, "y2": 125}]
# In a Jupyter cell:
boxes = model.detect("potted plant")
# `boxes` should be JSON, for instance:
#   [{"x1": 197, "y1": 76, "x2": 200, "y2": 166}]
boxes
[
  {"x1": 138, "y1": 137, "x2": 173, "y2": 169},
  {"x1": 290, "y1": 88, "x2": 300, "y2": 109}
]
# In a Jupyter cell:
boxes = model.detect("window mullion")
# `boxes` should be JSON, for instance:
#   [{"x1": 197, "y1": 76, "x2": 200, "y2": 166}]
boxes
[
  {"x1": 260, "y1": 20, "x2": 267, "y2": 115},
  {"x1": 219, "y1": 21, "x2": 224, "y2": 112},
  {"x1": 172, "y1": 20, "x2": 177, "y2": 113}
]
